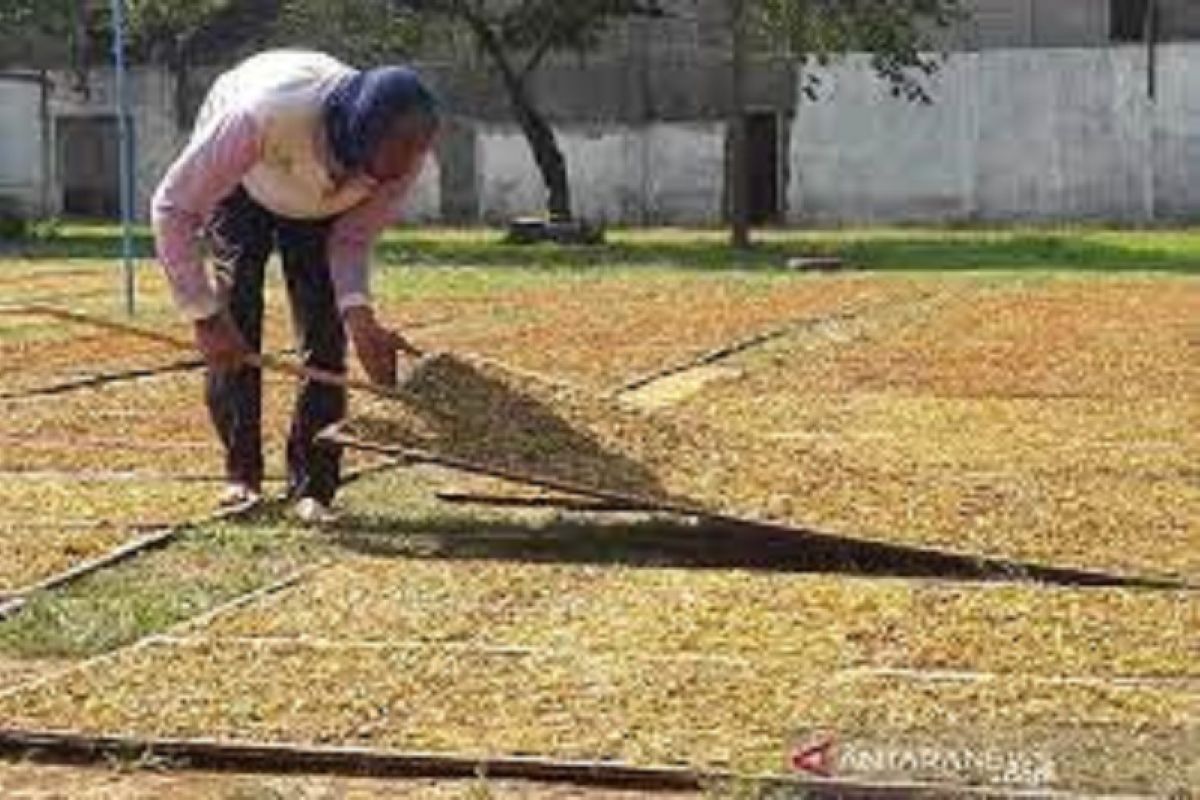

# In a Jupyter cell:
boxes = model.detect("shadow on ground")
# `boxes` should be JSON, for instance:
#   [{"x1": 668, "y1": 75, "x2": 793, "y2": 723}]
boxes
[{"x1": 330, "y1": 512, "x2": 1167, "y2": 589}]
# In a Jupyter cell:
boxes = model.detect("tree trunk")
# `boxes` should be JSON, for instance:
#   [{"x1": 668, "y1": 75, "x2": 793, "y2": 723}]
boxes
[
  {"x1": 509, "y1": 81, "x2": 572, "y2": 221},
  {"x1": 70, "y1": 0, "x2": 91, "y2": 95},
  {"x1": 729, "y1": 0, "x2": 751, "y2": 249},
  {"x1": 469, "y1": 16, "x2": 572, "y2": 220},
  {"x1": 168, "y1": 45, "x2": 192, "y2": 132}
]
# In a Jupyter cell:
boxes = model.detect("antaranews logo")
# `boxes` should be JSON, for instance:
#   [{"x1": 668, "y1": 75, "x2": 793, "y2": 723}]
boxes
[
  {"x1": 788, "y1": 733, "x2": 837, "y2": 778},
  {"x1": 788, "y1": 732, "x2": 1056, "y2": 788}
]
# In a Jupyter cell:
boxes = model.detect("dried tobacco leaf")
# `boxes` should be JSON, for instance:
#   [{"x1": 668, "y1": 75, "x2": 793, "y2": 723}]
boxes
[
  {"x1": 0, "y1": 636, "x2": 1192, "y2": 788},
  {"x1": 341, "y1": 351, "x2": 1198, "y2": 579},
  {"x1": 411, "y1": 274, "x2": 910, "y2": 391},
  {"x1": 204, "y1": 557, "x2": 1200, "y2": 679}
]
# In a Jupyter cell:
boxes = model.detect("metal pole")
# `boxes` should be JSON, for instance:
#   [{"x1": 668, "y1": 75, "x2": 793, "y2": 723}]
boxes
[
  {"x1": 729, "y1": 0, "x2": 750, "y2": 249},
  {"x1": 1145, "y1": 0, "x2": 1159, "y2": 102},
  {"x1": 110, "y1": 0, "x2": 136, "y2": 316}
]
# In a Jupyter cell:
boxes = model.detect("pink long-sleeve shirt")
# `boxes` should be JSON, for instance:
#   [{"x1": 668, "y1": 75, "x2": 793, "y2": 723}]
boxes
[{"x1": 151, "y1": 51, "x2": 422, "y2": 321}]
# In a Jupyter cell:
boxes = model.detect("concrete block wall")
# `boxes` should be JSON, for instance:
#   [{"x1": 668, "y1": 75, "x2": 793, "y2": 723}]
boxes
[
  {"x1": 962, "y1": 0, "x2": 1038, "y2": 48},
  {"x1": 953, "y1": 0, "x2": 1200, "y2": 49},
  {"x1": 1030, "y1": 0, "x2": 1109, "y2": 47},
  {"x1": 1160, "y1": 0, "x2": 1200, "y2": 41}
]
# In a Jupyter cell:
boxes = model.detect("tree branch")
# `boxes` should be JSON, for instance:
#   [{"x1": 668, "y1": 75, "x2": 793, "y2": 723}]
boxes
[
  {"x1": 462, "y1": 6, "x2": 523, "y2": 98},
  {"x1": 518, "y1": 29, "x2": 557, "y2": 81}
]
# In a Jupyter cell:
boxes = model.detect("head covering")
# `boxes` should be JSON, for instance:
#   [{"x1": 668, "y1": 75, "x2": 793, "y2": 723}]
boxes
[{"x1": 324, "y1": 66, "x2": 439, "y2": 172}]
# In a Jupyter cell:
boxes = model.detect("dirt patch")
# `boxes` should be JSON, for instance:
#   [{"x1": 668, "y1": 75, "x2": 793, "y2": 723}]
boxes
[{"x1": 619, "y1": 365, "x2": 741, "y2": 411}]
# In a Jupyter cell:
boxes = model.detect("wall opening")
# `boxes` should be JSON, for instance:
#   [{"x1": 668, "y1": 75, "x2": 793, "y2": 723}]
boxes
[
  {"x1": 57, "y1": 114, "x2": 122, "y2": 218},
  {"x1": 1111, "y1": 0, "x2": 1151, "y2": 41},
  {"x1": 746, "y1": 111, "x2": 781, "y2": 224}
]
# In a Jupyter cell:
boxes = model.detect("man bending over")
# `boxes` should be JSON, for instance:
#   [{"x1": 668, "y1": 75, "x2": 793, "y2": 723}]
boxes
[{"x1": 152, "y1": 50, "x2": 440, "y2": 523}]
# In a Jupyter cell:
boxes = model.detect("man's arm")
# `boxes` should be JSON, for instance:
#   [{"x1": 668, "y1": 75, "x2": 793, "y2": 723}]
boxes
[
  {"x1": 151, "y1": 110, "x2": 262, "y2": 321},
  {"x1": 326, "y1": 173, "x2": 415, "y2": 313},
  {"x1": 328, "y1": 170, "x2": 425, "y2": 385}
]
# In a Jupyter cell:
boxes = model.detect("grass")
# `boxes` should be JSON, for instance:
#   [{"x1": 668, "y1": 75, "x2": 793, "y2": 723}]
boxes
[
  {"x1": 0, "y1": 522, "x2": 328, "y2": 659},
  {"x1": 3, "y1": 224, "x2": 1199, "y2": 273},
  {"x1": 376, "y1": 227, "x2": 1200, "y2": 274}
]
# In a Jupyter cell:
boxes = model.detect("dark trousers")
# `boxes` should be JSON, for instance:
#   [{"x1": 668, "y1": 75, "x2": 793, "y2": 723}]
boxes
[{"x1": 206, "y1": 187, "x2": 346, "y2": 504}]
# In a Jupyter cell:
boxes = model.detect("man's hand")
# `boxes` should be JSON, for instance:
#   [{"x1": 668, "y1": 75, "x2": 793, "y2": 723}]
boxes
[
  {"x1": 344, "y1": 306, "x2": 419, "y2": 387},
  {"x1": 194, "y1": 311, "x2": 250, "y2": 372}
]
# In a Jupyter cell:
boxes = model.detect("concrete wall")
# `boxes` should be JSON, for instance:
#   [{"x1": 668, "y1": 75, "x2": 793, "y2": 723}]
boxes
[
  {"x1": 476, "y1": 122, "x2": 726, "y2": 224},
  {"x1": 789, "y1": 44, "x2": 1200, "y2": 223},
  {"x1": 403, "y1": 154, "x2": 442, "y2": 223},
  {"x1": 1148, "y1": 45, "x2": 1200, "y2": 217},
  {"x1": 13, "y1": 43, "x2": 1200, "y2": 226},
  {"x1": 0, "y1": 74, "x2": 48, "y2": 216},
  {"x1": 45, "y1": 68, "x2": 181, "y2": 219}
]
